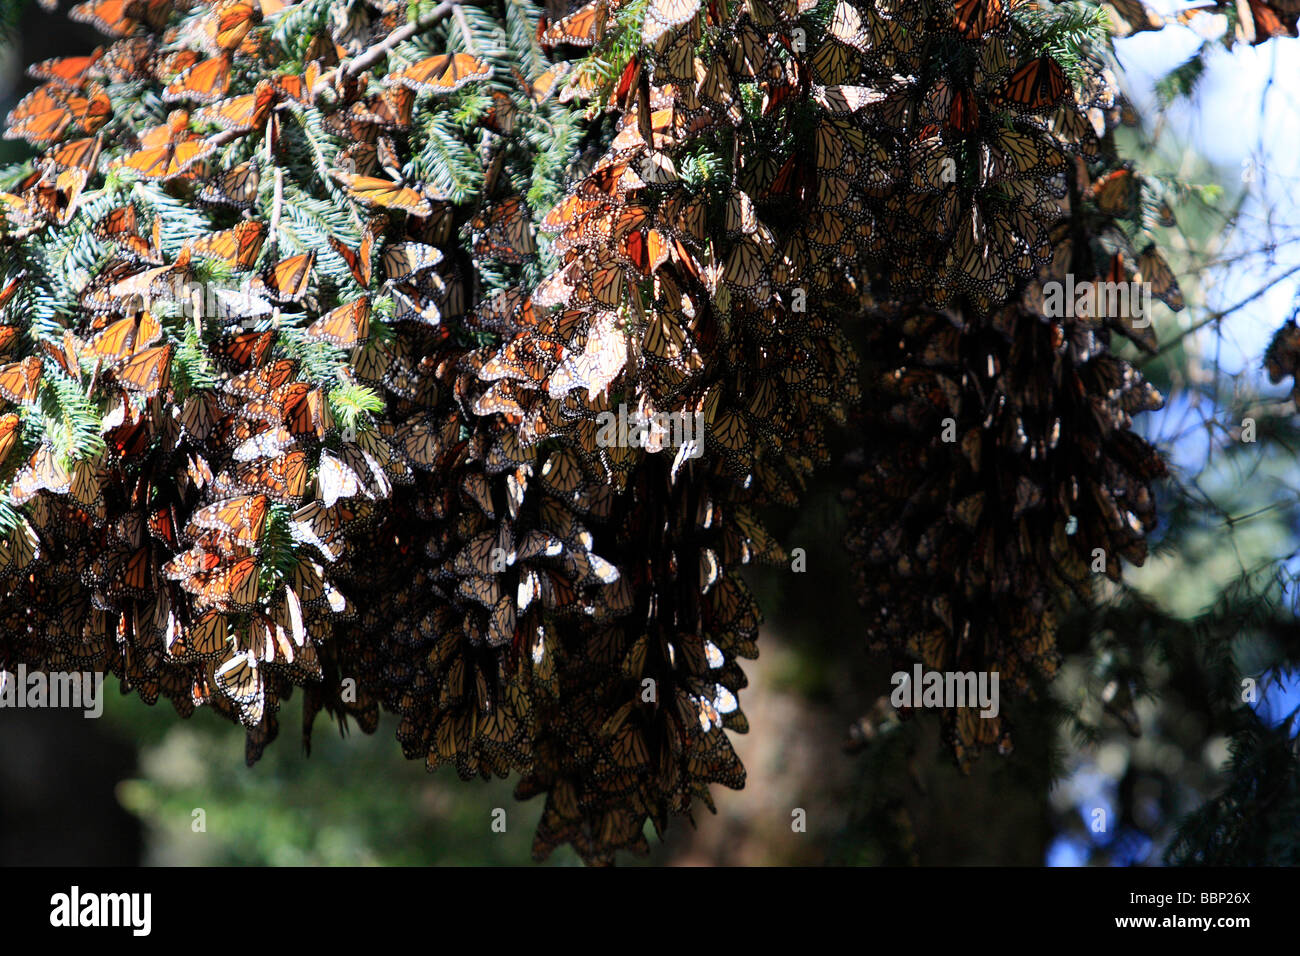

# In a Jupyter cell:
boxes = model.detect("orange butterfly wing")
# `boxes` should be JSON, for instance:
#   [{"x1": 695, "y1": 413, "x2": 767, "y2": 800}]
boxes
[
  {"x1": 0, "y1": 356, "x2": 42, "y2": 404},
  {"x1": 185, "y1": 220, "x2": 266, "y2": 270},
  {"x1": 333, "y1": 172, "x2": 434, "y2": 217},
  {"x1": 163, "y1": 54, "x2": 233, "y2": 104},
  {"x1": 117, "y1": 344, "x2": 172, "y2": 394},
  {"x1": 392, "y1": 53, "x2": 493, "y2": 93}
]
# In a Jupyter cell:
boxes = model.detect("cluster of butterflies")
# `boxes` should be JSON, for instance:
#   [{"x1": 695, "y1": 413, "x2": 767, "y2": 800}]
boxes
[
  {"x1": 836, "y1": 2, "x2": 1185, "y2": 767},
  {"x1": 0, "y1": 0, "x2": 1199, "y2": 862},
  {"x1": 844, "y1": 291, "x2": 1167, "y2": 767},
  {"x1": 0, "y1": 0, "x2": 795, "y2": 865}
]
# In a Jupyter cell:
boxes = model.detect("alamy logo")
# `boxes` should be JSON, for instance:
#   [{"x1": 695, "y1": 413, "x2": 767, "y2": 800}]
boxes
[
  {"x1": 1041, "y1": 274, "x2": 1152, "y2": 327},
  {"x1": 594, "y1": 403, "x2": 705, "y2": 458},
  {"x1": 50, "y1": 886, "x2": 152, "y2": 936},
  {"x1": 890, "y1": 664, "x2": 1000, "y2": 718},
  {"x1": 0, "y1": 666, "x2": 104, "y2": 718}
]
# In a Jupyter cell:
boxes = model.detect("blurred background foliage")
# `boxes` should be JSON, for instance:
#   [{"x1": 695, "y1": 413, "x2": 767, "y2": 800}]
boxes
[{"x1": 2, "y1": 0, "x2": 1300, "y2": 865}]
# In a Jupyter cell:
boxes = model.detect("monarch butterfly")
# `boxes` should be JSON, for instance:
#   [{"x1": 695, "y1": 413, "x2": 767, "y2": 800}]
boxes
[
  {"x1": 243, "y1": 379, "x2": 308, "y2": 425},
  {"x1": 70, "y1": 0, "x2": 172, "y2": 36},
  {"x1": 282, "y1": 385, "x2": 330, "y2": 441},
  {"x1": 213, "y1": 449, "x2": 309, "y2": 502},
  {"x1": 190, "y1": 494, "x2": 269, "y2": 547},
  {"x1": 199, "y1": 160, "x2": 261, "y2": 211},
  {"x1": 0, "y1": 273, "x2": 22, "y2": 314},
  {"x1": 657, "y1": 191, "x2": 708, "y2": 245},
  {"x1": 1200, "y1": 0, "x2": 1296, "y2": 44},
  {"x1": 37, "y1": 135, "x2": 104, "y2": 181},
  {"x1": 947, "y1": 201, "x2": 1021, "y2": 299},
  {"x1": 86, "y1": 311, "x2": 162, "y2": 363},
  {"x1": 390, "y1": 53, "x2": 493, "y2": 93},
  {"x1": 354, "y1": 84, "x2": 417, "y2": 130},
  {"x1": 541, "y1": 0, "x2": 616, "y2": 47},
  {"x1": 474, "y1": 379, "x2": 528, "y2": 419},
  {"x1": 288, "y1": 499, "x2": 355, "y2": 561},
  {"x1": 165, "y1": 609, "x2": 228, "y2": 662},
  {"x1": 10, "y1": 443, "x2": 71, "y2": 502},
  {"x1": 390, "y1": 283, "x2": 444, "y2": 328},
  {"x1": 184, "y1": 221, "x2": 266, "y2": 271},
  {"x1": 163, "y1": 53, "x2": 232, "y2": 104},
  {"x1": 116, "y1": 344, "x2": 173, "y2": 395},
  {"x1": 186, "y1": 557, "x2": 261, "y2": 615},
  {"x1": 980, "y1": 127, "x2": 1066, "y2": 185},
  {"x1": 481, "y1": 335, "x2": 563, "y2": 385},
  {"x1": 213, "y1": 650, "x2": 265, "y2": 725},
  {"x1": 472, "y1": 197, "x2": 537, "y2": 263},
  {"x1": 0, "y1": 356, "x2": 42, "y2": 404},
  {"x1": 151, "y1": 46, "x2": 200, "y2": 83},
  {"x1": 381, "y1": 241, "x2": 443, "y2": 283},
  {"x1": 211, "y1": 330, "x2": 275, "y2": 374},
  {"x1": 623, "y1": 228, "x2": 670, "y2": 275},
  {"x1": 226, "y1": 357, "x2": 299, "y2": 400},
  {"x1": 514, "y1": 61, "x2": 572, "y2": 106},
  {"x1": 555, "y1": 64, "x2": 604, "y2": 105},
  {"x1": 949, "y1": 0, "x2": 1025, "y2": 38},
  {"x1": 306, "y1": 296, "x2": 370, "y2": 348},
  {"x1": 233, "y1": 424, "x2": 294, "y2": 461},
  {"x1": 95, "y1": 205, "x2": 165, "y2": 264},
  {"x1": 823, "y1": 0, "x2": 870, "y2": 52},
  {"x1": 389, "y1": 413, "x2": 441, "y2": 469},
  {"x1": 254, "y1": 251, "x2": 315, "y2": 302},
  {"x1": 329, "y1": 220, "x2": 380, "y2": 288},
  {"x1": 105, "y1": 252, "x2": 191, "y2": 305},
  {"x1": 40, "y1": 330, "x2": 79, "y2": 381},
  {"x1": 485, "y1": 592, "x2": 516, "y2": 648},
  {"x1": 541, "y1": 193, "x2": 605, "y2": 235},
  {"x1": 210, "y1": 290, "x2": 274, "y2": 327},
  {"x1": 92, "y1": 35, "x2": 155, "y2": 82},
  {"x1": 530, "y1": 260, "x2": 576, "y2": 310},
  {"x1": 194, "y1": 81, "x2": 277, "y2": 132},
  {"x1": 482, "y1": 90, "x2": 518, "y2": 135},
  {"x1": 0, "y1": 412, "x2": 19, "y2": 464},
  {"x1": 213, "y1": 0, "x2": 263, "y2": 52},
  {"x1": 992, "y1": 56, "x2": 1070, "y2": 112},
  {"x1": 339, "y1": 441, "x2": 391, "y2": 500},
  {"x1": 282, "y1": 555, "x2": 332, "y2": 613},
  {"x1": 28, "y1": 48, "x2": 103, "y2": 87},
  {"x1": 5, "y1": 83, "x2": 112, "y2": 145},
  {"x1": 1093, "y1": 0, "x2": 1160, "y2": 34},
  {"x1": 16, "y1": 171, "x2": 89, "y2": 228},
  {"x1": 116, "y1": 110, "x2": 214, "y2": 180},
  {"x1": 1086, "y1": 168, "x2": 1136, "y2": 217},
  {"x1": 547, "y1": 311, "x2": 627, "y2": 399},
  {"x1": 332, "y1": 171, "x2": 435, "y2": 217},
  {"x1": 639, "y1": 0, "x2": 702, "y2": 44},
  {"x1": 96, "y1": 545, "x2": 156, "y2": 600},
  {"x1": 722, "y1": 235, "x2": 774, "y2": 302},
  {"x1": 317, "y1": 449, "x2": 364, "y2": 507},
  {"x1": 587, "y1": 256, "x2": 633, "y2": 308},
  {"x1": 1137, "y1": 243, "x2": 1184, "y2": 311}
]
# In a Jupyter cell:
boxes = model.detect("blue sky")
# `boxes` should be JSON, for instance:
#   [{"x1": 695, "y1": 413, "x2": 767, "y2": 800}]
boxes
[{"x1": 1116, "y1": 3, "x2": 1300, "y2": 376}]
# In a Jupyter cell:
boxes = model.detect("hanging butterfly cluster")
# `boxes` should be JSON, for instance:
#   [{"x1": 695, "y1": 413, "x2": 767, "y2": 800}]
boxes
[
  {"x1": 0, "y1": 0, "x2": 615, "y2": 822},
  {"x1": 839, "y1": 1, "x2": 1181, "y2": 767},
  {"x1": 0, "y1": 0, "x2": 1177, "y2": 862}
]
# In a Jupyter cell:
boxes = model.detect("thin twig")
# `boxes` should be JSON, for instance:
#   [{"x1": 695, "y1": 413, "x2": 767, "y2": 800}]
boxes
[
  {"x1": 310, "y1": 1, "x2": 460, "y2": 98},
  {"x1": 270, "y1": 167, "x2": 284, "y2": 243},
  {"x1": 1141, "y1": 261, "x2": 1300, "y2": 365}
]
